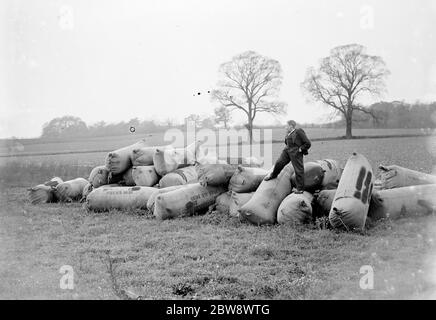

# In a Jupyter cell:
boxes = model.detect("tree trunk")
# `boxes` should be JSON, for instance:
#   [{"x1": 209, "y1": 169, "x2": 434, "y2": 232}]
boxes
[
  {"x1": 247, "y1": 117, "x2": 253, "y2": 145},
  {"x1": 345, "y1": 112, "x2": 353, "y2": 139},
  {"x1": 247, "y1": 103, "x2": 254, "y2": 145}
]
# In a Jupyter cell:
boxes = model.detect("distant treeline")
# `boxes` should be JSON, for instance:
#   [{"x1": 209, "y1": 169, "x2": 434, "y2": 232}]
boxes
[
  {"x1": 40, "y1": 117, "x2": 186, "y2": 139},
  {"x1": 39, "y1": 116, "x2": 261, "y2": 140},
  {"x1": 38, "y1": 101, "x2": 436, "y2": 139},
  {"x1": 321, "y1": 101, "x2": 436, "y2": 129}
]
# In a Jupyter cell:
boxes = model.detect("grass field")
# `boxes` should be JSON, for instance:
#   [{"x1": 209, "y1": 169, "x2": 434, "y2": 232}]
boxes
[
  {"x1": 1, "y1": 132, "x2": 436, "y2": 299},
  {"x1": 1, "y1": 128, "x2": 433, "y2": 157}
]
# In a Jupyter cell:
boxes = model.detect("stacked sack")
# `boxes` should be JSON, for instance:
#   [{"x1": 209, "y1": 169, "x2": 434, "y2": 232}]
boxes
[
  {"x1": 104, "y1": 139, "x2": 165, "y2": 187},
  {"x1": 27, "y1": 136, "x2": 266, "y2": 219},
  {"x1": 149, "y1": 156, "x2": 264, "y2": 220},
  {"x1": 199, "y1": 158, "x2": 341, "y2": 228},
  {"x1": 86, "y1": 139, "x2": 207, "y2": 211},
  {"x1": 327, "y1": 153, "x2": 374, "y2": 231},
  {"x1": 236, "y1": 159, "x2": 343, "y2": 226},
  {"x1": 28, "y1": 139, "x2": 436, "y2": 231},
  {"x1": 27, "y1": 139, "x2": 204, "y2": 209},
  {"x1": 308, "y1": 154, "x2": 376, "y2": 231},
  {"x1": 368, "y1": 165, "x2": 436, "y2": 221},
  {"x1": 312, "y1": 159, "x2": 436, "y2": 229},
  {"x1": 85, "y1": 139, "x2": 264, "y2": 214},
  {"x1": 195, "y1": 163, "x2": 263, "y2": 217}
]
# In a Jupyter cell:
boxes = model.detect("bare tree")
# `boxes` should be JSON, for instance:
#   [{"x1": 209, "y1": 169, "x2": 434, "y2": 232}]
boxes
[
  {"x1": 214, "y1": 106, "x2": 231, "y2": 129},
  {"x1": 212, "y1": 51, "x2": 286, "y2": 144},
  {"x1": 301, "y1": 44, "x2": 390, "y2": 138}
]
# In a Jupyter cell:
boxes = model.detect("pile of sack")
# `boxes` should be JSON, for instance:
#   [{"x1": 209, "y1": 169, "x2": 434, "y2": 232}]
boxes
[
  {"x1": 206, "y1": 152, "x2": 436, "y2": 232},
  {"x1": 27, "y1": 139, "x2": 264, "y2": 215},
  {"x1": 206, "y1": 159, "x2": 343, "y2": 226},
  {"x1": 311, "y1": 158, "x2": 436, "y2": 231},
  {"x1": 27, "y1": 138, "x2": 436, "y2": 232}
]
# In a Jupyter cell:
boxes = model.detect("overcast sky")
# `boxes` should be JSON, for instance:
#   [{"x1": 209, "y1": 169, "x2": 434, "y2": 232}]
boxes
[{"x1": 1, "y1": 0, "x2": 436, "y2": 138}]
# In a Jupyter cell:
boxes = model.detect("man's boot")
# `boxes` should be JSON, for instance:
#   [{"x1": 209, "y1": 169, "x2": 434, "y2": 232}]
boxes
[
  {"x1": 292, "y1": 188, "x2": 304, "y2": 194},
  {"x1": 264, "y1": 173, "x2": 275, "y2": 181}
]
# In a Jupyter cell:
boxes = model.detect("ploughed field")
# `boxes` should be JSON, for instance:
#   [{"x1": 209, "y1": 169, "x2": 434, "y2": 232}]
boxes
[{"x1": 1, "y1": 134, "x2": 436, "y2": 299}]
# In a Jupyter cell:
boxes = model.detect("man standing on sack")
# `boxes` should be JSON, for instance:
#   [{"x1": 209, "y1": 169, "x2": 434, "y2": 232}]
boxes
[{"x1": 264, "y1": 120, "x2": 311, "y2": 194}]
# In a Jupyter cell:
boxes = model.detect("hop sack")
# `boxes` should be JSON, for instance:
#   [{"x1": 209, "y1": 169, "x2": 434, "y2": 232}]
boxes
[
  {"x1": 159, "y1": 166, "x2": 197, "y2": 188},
  {"x1": 239, "y1": 163, "x2": 295, "y2": 225},
  {"x1": 378, "y1": 165, "x2": 436, "y2": 189},
  {"x1": 329, "y1": 153, "x2": 374, "y2": 231},
  {"x1": 86, "y1": 186, "x2": 156, "y2": 212},
  {"x1": 154, "y1": 183, "x2": 226, "y2": 220},
  {"x1": 229, "y1": 166, "x2": 268, "y2": 193},
  {"x1": 55, "y1": 178, "x2": 88, "y2": 202},
  {"x1": 277, "y1": 192, "x2": 314, "y2": 225}
]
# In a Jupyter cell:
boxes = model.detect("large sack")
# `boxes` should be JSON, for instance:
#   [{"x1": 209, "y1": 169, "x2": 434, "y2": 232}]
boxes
[
  {"x1": 159, "y1": 166, "x2": 197, "y2": 188},
  {"x1": 373, "y1": 179, "x2": 383, "y2": 191},
  {"x1": 132, "y1": 166, "x2": 159, "y2": 187},
  {"x1": 108, "y1": 172, "x2": 124, "y2": 184},
  {"x1": 121, "y1": 167, "x2": 135, "y2": 186},
  {"x1": 86, "y1": 186, "x2": 156, "y2": 211},
  {"x1": 329, "y1": 153, "x2": 374, "y2": 231},
  {"x1": 229, "y1": 191, "x2": 255, "y2": 217},
  {"x1": 315, "y1": 159, "x2": 342, "y2": 189},
  {"x1": 80, "y1": 183, "x2": 119, "y2": 202},
  {"x1": 378, "y1": 165, "x2": 436, "y2": 189},
  {"x1": 313, "y1": 189, "x2": 336, "y2": 218},
  {"x1": 146, "y1": 185, "x2": 185, "y2": 214},
  {"x1": 55, "y1": 178, "x2": 89, "y2": 202},
  {"x1": 43, "y1": 176, "x2": 63, "y2": 188},
  {"x1": 153, "y1": 141, "x2": 203, "y2": 176},
  {"x1": 89, "y1": 165, "x2": 109, "y2": 188},
  {"x1": 154, "y1": 183, "x2": 226, "y2": 220},
  {"x1": 105, "y1": 139, "x2": 148, "y2": 175},
  {"x1": 197, "y1": 164, "x2": 238, "y2": 187},
  {"x1": 229, "y1": 166, "x2": 269, "y2": 193},
  {"x1": 81, "y1": 182, "x2": 93, "y2": 202},
  {"x1": 131, "y1": 146, "x2": 167, "y2": 166},
  {"x1": 369, "y1": 184, "x2": 436, "y2": 221},
  {"x1": 277, "y1": 191, "x2": 314, "y2": 225},
  {"x1": 28, "y1": 184, "x2": 56, "y2": 204},
  {"x1": 215, "y1": 192, "x2": 232, "y2": 214},
  {"x1": 196, "y1": 155, "x2": 227, "y2": 165},
  {"x1": 239, "y1": 163, "x2": 295, "y2": 225},
  {"x1": 225, "y1": 156, "x2": 264, "y2": 167},
  {"x1": 291, "y1": 162, "x2": 324, "y2": 192}
]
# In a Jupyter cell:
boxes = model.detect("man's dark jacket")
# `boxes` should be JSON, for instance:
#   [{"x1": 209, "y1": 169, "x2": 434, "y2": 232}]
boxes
[{"x1": 284, "y1": 128, "x2": 311, "y2": 155}]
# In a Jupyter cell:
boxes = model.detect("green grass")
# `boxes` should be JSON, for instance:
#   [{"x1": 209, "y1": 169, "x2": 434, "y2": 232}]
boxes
[
  {"x1": 1, "y1": 187, "x2": 436, "y2": 299},
  {"x1": 1, "y1": 134, "x2": 436, "y2": 299}
]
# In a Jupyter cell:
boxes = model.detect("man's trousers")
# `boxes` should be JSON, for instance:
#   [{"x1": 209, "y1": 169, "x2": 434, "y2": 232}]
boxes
[{"x1": 270, "y1": 148, "x2": 305, "y2": 191}]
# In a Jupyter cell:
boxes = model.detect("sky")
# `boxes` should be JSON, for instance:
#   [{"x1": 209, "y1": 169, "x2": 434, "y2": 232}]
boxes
[{"x1": 1, "y1": 0, "x2": 436, "y2": 138}]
